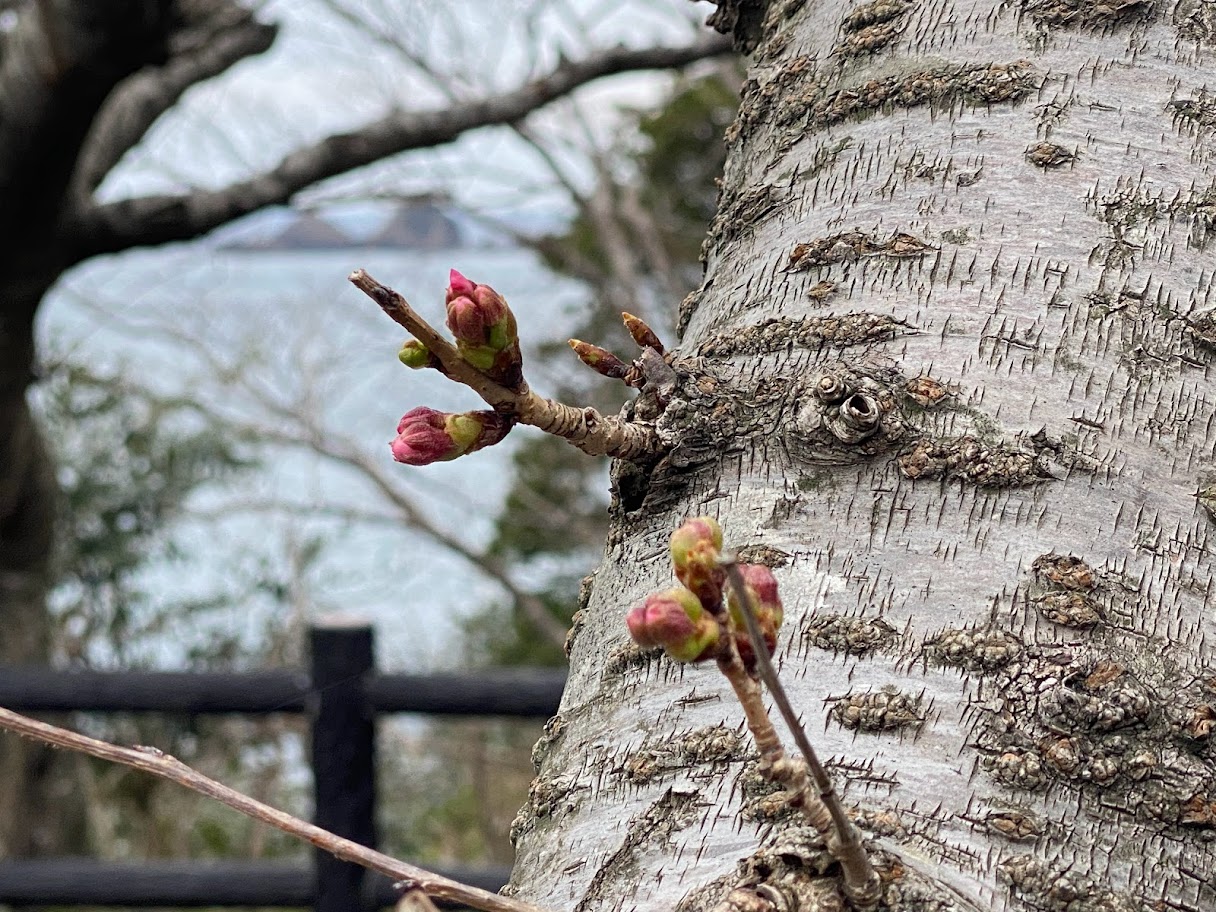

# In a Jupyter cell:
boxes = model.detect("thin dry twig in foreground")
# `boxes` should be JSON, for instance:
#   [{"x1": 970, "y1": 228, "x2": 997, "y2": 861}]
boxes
[
  {"x1": 720, "y1": 557, "x2": 882, "y2": 908},
  {"x1": 0, "y1": 706, "x2": 550, "y2": 912}
]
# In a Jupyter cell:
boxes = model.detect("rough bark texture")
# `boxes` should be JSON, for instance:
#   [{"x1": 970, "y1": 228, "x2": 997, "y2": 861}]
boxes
[{"x1": 508, "y1": 1, "x2": 1216, "y2": 909}]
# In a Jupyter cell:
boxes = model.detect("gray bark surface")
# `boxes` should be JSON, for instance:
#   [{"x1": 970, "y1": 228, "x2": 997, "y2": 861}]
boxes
[{"x1": 508, "y1": 1, "x2": 1216, "y2": 909}]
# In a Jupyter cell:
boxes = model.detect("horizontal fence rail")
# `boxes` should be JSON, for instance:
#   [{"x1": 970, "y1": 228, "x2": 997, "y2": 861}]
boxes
[
  {"x1": 0, "y1": 623, "x2": 566, "y2": 910},
  {"x1": 0, "y1": 860, "x2": 512, "y2": 907},
  {"x1": 0, "y1": 667, "x2": 567, "y2": 716}
]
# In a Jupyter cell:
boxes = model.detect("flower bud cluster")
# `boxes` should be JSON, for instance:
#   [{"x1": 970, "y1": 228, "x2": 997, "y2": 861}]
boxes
[
  {"x1": 626, "y1": 587, "x2": 720, "y2": 662},
  {"x1": 444, "y1": 269, "x2": 523, "y2": 388},
  {"x1": 727, "y1": 563, "x2": 783, "y2": 668},
  {"x1": 390, "y1": 407, "x2": 513, "y2": 466},
  {"x1": 625, "y1": 517, "x2": 784, "y2": 672},
  {"x1": 389, "y1": 269, "x2": 523, "y2": 468}
]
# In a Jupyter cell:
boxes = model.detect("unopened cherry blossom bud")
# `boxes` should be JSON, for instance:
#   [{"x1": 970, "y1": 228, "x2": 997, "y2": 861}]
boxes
[
  {"x1": 446, "y1": 294, "x2": 509, "y2": 348},
  {"x1": 670, "y1": 517, "x2": 725, "y2": 608},
  {"x1": 444, "y1": 269, "x2": 523, "y2": 387},
  {"x1": 446, "y1": 268, "x2": 477, "y2": 301},
  {"x1": 390, "y1": 407, "x2": 450, "y2": 465},
  {"x1": 569, "y1": 339, "x2": 629, "y2": 379},
  {"x1": 390, "y1": 407, "x2": 513, "y2": 466},
  {"x1": 727, "y1": 564, "x2": 784, "y2": 669},
  {"x1": 398, "y1": 340, "x2": 433, "y2": 369},
  {"x1": 626, "y1": 587, "x2": 720, "y2": 662},
  {"x1": 736, "y1": 564, "x2": 782, "y2": 626}
]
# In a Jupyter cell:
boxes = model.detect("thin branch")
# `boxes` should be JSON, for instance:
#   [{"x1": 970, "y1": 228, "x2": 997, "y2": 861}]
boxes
[
  {"x1": 204, "y1": 410, "x2": 572, "y2": 650},
  {"x1": 400, "y1": 889, "x2": 443, "y2": 912},
  {"x1": 710, "y1": 617, "x2": 838, "y2": 842},
  {"x1": 69, "y1": 7, "x2": 278, "y2": 198},
  {"x1": 189, "y1": 498, "x2": 406, "y2": 528},
  {"x1": 350, "y1": 270, "x2": 658, "y2": 461},
  {"x1": 721, "y1": 558, "x2": 882, "y2": 909},
  {"x1": 451, "y1": 206, "x2": 611, "y2": 287},
  {"x1": 289, "y1": 429, "x2": 572, "y2": 649},
  {"x1": 0, "y1": 706, "x2": 550, "y2": 912},
  {"x1": 512, "y1": 121, "x2": 591, "y2": 208},
  {"x1": 314, "y1": 8, "x2": 615, "y2": 268},
  {"x1": 72, "y1": 35, "x2": 734, "y2": 258},
  {"x1": 296, "y1": 9, "x2": 718, "y2": 328}
]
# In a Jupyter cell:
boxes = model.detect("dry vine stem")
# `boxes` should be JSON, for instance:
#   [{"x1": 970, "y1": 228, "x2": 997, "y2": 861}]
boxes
[
  {"x1": 349, "y1": 269, "x2": 657, "y2": 460},
  {"x1": 0, "y1": 706, "x2": 550, "y2": 912},
  {"x1": 720, "y1": 556, "x2": 882, "y2": 908}
]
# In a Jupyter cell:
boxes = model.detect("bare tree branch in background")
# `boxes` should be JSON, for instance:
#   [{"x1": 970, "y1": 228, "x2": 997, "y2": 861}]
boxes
[
  {"x1": 314, "y1": 2, "x2": 733, "y2": 329},
  {"x1": 69, "y1": 4, "x2": 278, "y2": 200},
  {"x1": 67, "y1": 34, "x2": 733, "y2": 258}
]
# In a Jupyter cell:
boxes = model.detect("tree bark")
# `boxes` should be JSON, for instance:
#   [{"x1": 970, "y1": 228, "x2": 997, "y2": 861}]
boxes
[{"x1": 508, "y1": 1, "x2": 1216, "y2": 909}]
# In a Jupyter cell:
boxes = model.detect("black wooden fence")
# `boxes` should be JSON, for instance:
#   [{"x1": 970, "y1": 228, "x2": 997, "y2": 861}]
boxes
[{"x1": 0, "y1": 623, "x2": 566, "y2": 910}]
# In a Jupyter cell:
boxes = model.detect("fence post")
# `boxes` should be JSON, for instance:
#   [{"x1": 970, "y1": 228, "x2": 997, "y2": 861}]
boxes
[{"x1": 310, "y1": 621, "x2": 377, "y2": 912}]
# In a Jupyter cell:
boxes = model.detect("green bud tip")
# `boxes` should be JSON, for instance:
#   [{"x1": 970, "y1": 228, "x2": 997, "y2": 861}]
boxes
[{"x1": 398, "y1": 340, "x2": 431, "y2": 369}]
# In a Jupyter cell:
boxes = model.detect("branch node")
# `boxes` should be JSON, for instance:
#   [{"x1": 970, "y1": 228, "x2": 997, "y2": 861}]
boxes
[{"x1": 351, "y1": 270, "x2": 661, "y2": 463}]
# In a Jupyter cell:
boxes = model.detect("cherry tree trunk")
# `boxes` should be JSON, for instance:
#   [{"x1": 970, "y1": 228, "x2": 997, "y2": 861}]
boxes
[{"x1": 508, "y1": 0, "x2": 1216, "y2": 909}]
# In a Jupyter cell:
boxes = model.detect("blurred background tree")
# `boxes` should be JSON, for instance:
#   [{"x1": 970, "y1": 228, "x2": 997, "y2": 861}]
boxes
[
  {"x1": 29, "y1": 357, "x2": 310, "y2": 859},
  {"x1": 1, "y1": 0, "x2": 737, "y2": 878}
]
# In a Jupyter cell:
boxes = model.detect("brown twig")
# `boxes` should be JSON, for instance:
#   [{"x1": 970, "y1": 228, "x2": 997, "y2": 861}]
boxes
[
  {"x1": 349, "y1": 269, "x2": 658, "y2": 460},
  {"x1": 720, "y1": 558, "x2": 882, "y2": 908},
  {"x1": 0, "y1": 707, "x2": 551, "y2": 912},
  {"x1": 712, "y1": 632, "x2": 837, "y2": 840}
]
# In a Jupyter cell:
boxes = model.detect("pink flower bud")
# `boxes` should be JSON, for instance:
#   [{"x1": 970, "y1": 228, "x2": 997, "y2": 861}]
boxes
[
  {"x1": 445, "y1": 296, "x2": 495, "y2": 347},
  {"x1": 446, "y1": 268, "x2": 477, "y2": 301},
  {"x1": 391, "y1": 407, "x2": 455, "y2": 465},
  {"x1": 726, "y1": 564, "x2": 784, "y2": 671},
  {"x1": 626, "y1": 587, "x2": 720, "y2": 662},
  {"x1": 390, "y1": 407, "x2": 513, "y2": 466},
  {"x1": 733, "y1": 624, "x2": 779, "y2": 671},
  {"x1": 736, "y1": 564, "x2": 783, "y2": 627},
  {"x1": 445, "y1": 280, "x2": 510, "y2": 345},
  {"x1": 670, "y1": 517, "x2": 725, "y2": 608},
  {"x1": 442, "y1": 271, "x2": 523, "y2": 387}
]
